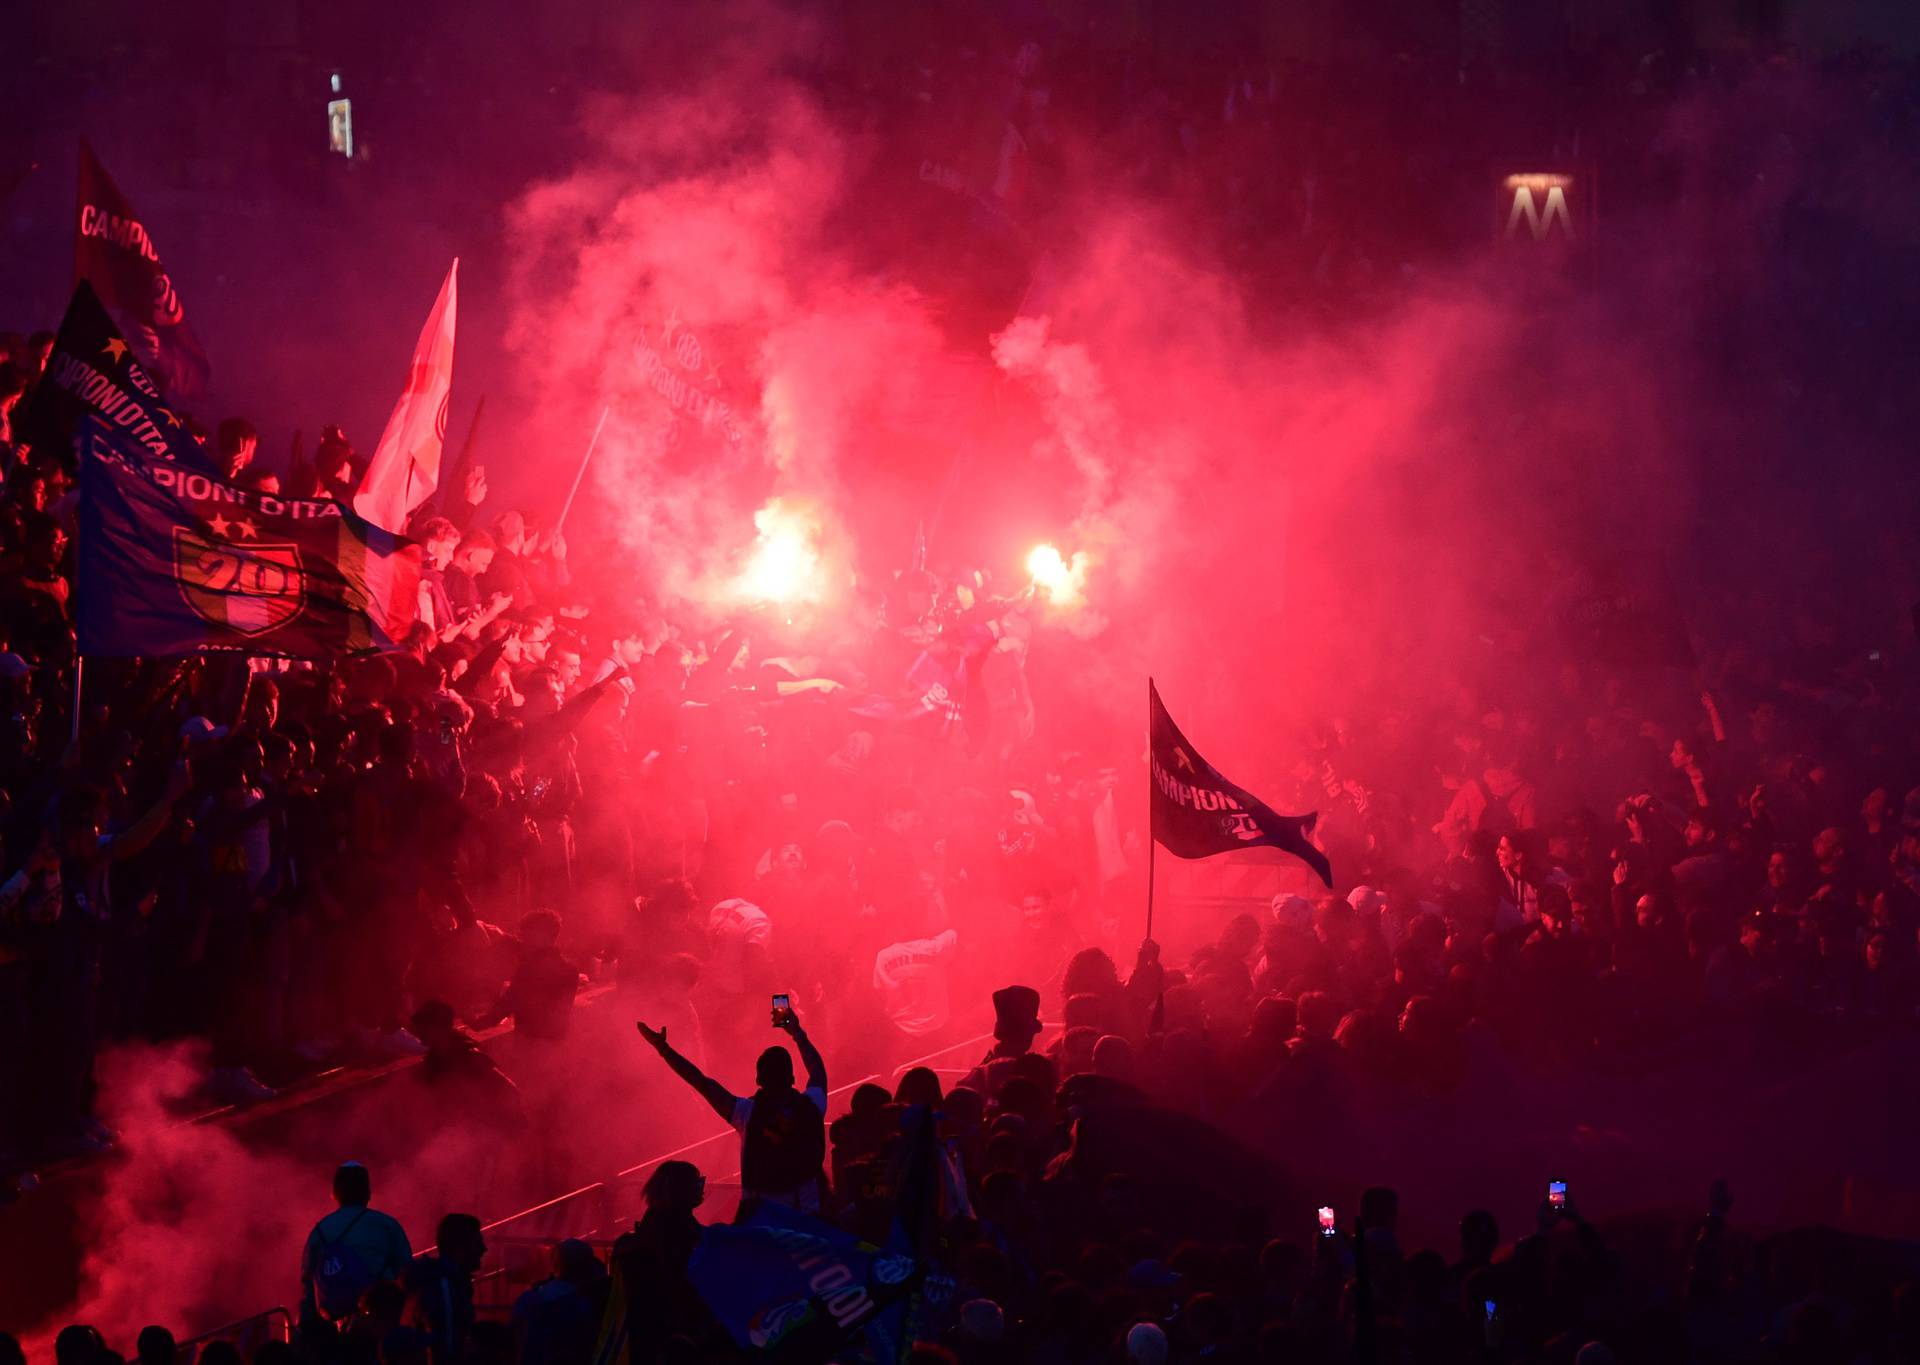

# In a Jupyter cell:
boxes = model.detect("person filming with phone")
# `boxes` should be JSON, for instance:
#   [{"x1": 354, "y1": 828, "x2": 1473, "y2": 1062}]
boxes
[{"x1": 636, "y1": 995, "x2": 828, "y2": 1215}]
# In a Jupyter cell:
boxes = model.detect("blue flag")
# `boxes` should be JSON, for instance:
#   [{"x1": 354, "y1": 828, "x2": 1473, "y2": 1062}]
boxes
[
  {"x1": 76, "y1": 418, "x2": 419, "y2": 658},
  {"x1": 23, "y1": 281, "x2": 218, "y2": 476},
  {"x1": 688, "y1": 1201, "x2": 918, "y2": 1364}
]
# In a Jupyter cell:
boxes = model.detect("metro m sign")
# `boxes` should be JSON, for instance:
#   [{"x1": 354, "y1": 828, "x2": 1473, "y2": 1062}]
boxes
[{"x1": 1495, "y1": 170, "x2": 1593, "y2": 247}]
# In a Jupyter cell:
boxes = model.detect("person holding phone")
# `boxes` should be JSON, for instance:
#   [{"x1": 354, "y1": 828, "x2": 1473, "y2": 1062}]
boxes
[{"x1": 637, "y1": 1000, "x2": 829, "y2": 1213}]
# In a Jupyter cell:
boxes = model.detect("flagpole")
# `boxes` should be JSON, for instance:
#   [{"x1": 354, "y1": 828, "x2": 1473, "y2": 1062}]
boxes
[
  {"x1": 1145, "y1": 676, "x2": 1156, "y2": 944},
  {"x1": 71, "y1": 655, "x2": 85, "y2": 745},
  {"x1": 1145, "y1": 676, "x2": 1165, "y2": 1038},
  {"x1": 554, "y1": 406, "x2": 610, "y2": 536},
  {"x1": 1146, "y1": 825, "x2": 1156, "y2": 943}
]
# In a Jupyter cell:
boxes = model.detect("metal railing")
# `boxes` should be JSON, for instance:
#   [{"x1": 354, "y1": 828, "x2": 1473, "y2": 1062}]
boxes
[{"x1": 172, "y1": 1307, "x2": 292, "y2": 1362}]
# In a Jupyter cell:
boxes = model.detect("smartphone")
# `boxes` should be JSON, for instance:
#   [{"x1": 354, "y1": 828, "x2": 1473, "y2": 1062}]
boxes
[
  {"x1": 771, "y1": 993, "x2": 791, "y2": 1025},
  {"x1": 1317, "y1": 1206, "x2": 1337, "y2": 1237},
  {"x1": 1484, "y1": 1299, "x2": 1497, "y2": 1322},
  {"x1": 1549, "y1": 1180, "x2": 1567, "y2": 1209}
]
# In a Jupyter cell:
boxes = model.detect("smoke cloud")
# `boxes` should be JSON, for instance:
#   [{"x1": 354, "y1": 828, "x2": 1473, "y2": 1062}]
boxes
[{"x1": 20, "y1": 0, "x2": 1920, "y2": 1346}]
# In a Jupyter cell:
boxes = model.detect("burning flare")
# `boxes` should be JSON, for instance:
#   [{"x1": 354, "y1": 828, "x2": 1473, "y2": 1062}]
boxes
[
  {"x1": 737, "y1": 498, "x2": 823, "y2": 604},
  {"x1": 1026, "y1": 543, "x2": 1088, "y2": 606}
]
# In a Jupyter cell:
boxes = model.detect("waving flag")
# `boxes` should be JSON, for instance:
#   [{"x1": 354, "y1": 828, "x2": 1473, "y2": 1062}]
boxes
[
  {"x1": 22, "y1": 282, "x2": 217, "y2": 475},
  {"x1": 1150, "y1": 680, "x2": 1332, "y2": 886},
  {"x1": 75, "y1": 141, "x2": 210, "y2": 401},
  {"x1": 77, "y1": 418, "x2": 419, "y2": 657},
  {"x1": 687, "y1": 1200, "x2": 917, "y2": 1364},
  {"x1": 354, "y1": 259, "x2": 458, "y2": 532}
]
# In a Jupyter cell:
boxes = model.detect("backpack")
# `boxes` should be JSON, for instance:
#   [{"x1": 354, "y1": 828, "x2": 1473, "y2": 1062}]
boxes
[
  {"x1": 741, "y1": 1087, "x2": 826, "y2": 1196},
  {"x1": 313, "y1": 1208, "x2": 376, "y2": 1320}
]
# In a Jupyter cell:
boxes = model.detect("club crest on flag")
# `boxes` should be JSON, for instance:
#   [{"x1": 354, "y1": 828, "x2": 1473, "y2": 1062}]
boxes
[
  {"x1": 747, "y1": 1297, "x2": 813, "y2": 1348},
  {"x1": 172, "y1": 527, "x2": 306, "y2": 636},
  {"x1": 1222, "y1": 810, "x2": 1263, "y2": 841}
]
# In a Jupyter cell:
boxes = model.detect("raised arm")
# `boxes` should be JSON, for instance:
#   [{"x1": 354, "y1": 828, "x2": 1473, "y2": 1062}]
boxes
[
  {"x1": 779, "y1": 1011, "x2": 827, "y2": 1094},
  {"x1": 636, "y1": 1021, "x2": 735, "y2": 1122}
]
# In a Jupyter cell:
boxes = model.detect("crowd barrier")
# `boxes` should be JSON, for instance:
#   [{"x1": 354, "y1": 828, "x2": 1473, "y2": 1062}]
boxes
[{"x1": 171, "y1": 1307, "x2": 292, "y2": 1362}]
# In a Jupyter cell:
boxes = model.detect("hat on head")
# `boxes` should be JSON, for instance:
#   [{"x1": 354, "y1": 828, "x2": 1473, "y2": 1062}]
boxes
[
  {"x1": 1271, "y1": 894, "x2": 1312, "y2": 930},
  {"x1": 992, "y1": 985, "x2": 1041, "y2": 1039},
  {"x1": 0, "y1": 652, "x2": 30, "y2": 680},
  {"x1": 179, "y1": 715, "x2": 230, "y2": 742},
  {"x1": 1347, "y1": 885, "x2": 1386, "y2": 916}
]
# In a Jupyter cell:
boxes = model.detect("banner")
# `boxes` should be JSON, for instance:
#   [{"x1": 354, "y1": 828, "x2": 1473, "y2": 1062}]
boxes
[
  {"x1": 1560, "y1": 577, "x2": 1696, "y2": 670},
  {"x1": 354, "y1": 259, "x2": 458, "y2": 532},
  {"x1": 22, "y1": 282, "x2": 217, "y2": 475},
  {"x1": 77, "y1": 418, "x2": 419, "y2": 657},
  {"x1": 75, "y1": 141, "x2": 210, "y2": 401},
  {"x1": 1150, "y1": 680, "x2": 1332, "y2": 886}
]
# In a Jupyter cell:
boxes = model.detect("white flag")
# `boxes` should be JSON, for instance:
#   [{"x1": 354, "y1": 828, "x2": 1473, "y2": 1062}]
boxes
[{"x1": 354, "y1": 259, "x2": 457, "y2": 532}]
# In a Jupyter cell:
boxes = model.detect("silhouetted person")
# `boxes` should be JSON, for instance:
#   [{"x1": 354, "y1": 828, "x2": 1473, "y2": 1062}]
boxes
[
  {"x1": 132, "y1": 1327, "x2": 175, "y2": 1365},
  {"x1": 302, "y1": 1161, "x2": 414, "y2": 1326},
  {"x1": 411, "y1": 1000, "x2": 525, "y2": 1132},
  {"x1": 637, "y1": 1003, "x2": 827, "y2": 1213},
  {"x1": 957, "y1": 985, "x2": 1042, "y2": 1096},
  {"x1": 510, "y1": 1238, "x2": 607, "y2": 1365},
  {"x1": 610, "y1": 1160, "x2": 713, "y2": 1362},
  {"x1": 53, "y1": 1326, "x2": 103, "y2": 1365},
  {"x1": 408, "y1": 1213, "x2": 487, "y2": 1365}
]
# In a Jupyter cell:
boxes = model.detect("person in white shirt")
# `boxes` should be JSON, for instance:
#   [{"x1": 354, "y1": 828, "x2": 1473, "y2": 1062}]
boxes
[
  {"x1": 636, "y1": 1005, "x2": 828, "y2": 1212},
  {"x1": 873, "y1": 928, "x2": 960, "y2": 1036},
  {"x1": 705, "y1": 897, "x2": 772, "y2": 997}
]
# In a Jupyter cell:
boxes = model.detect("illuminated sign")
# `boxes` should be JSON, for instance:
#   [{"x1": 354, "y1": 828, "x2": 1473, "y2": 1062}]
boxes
[
  {"x1": 1496, "y1": 170, "x2": 1592, "y2": 245},
  {"x1": 327, "y1": 98, "x2": 354, "y2": 159}
]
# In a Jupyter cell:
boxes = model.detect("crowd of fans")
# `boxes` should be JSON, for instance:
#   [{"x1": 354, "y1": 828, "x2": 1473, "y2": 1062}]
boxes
[
  {"x1": 5, "y1": 3, "x2": 1920, "y2": 1363},
  {"x1": 7, "y1": 287, "x2": 1920, "y2": 1353}
]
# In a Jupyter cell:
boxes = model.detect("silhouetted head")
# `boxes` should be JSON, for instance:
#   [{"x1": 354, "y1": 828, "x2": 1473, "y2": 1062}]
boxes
[
  {"x1": 520, "y1": 909, "x2": 561, "y2": 950},
  {"x1": 643, "y1": 1159, "x2": 707, "y2": 1214},
  {"x1": 54, "y1": 1327, "x2": 103, "y2": 1365},
  {"x1": 409, "y1": 999, "x2": 459, "y2": 1048},
  {"x1": 333, "y1": 1160, "x2": 372, "y2": 1207},
  {"x1": 554, "y1": 1239, "x2": 603, "y2": 1285},
  {"x1": 1360, "y1": 1185, "x2": 1399, "y2": 1231},
  {"x1": 895, "y1": 1066, "x2": 942, "y2": 1108},
  {"x1": 436, "y1": 1213, "x2": 487, "y2": 1276},
  {"x1": 1460, "y1": 1208, "x2": 1499, "y2": 1264},
  {"x1": 991, "y1": 985, "x2": 1042, "y2": 1049},
  {"x1": 756, "y1": 1046, "x2": 795, "y2": 1090}
]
